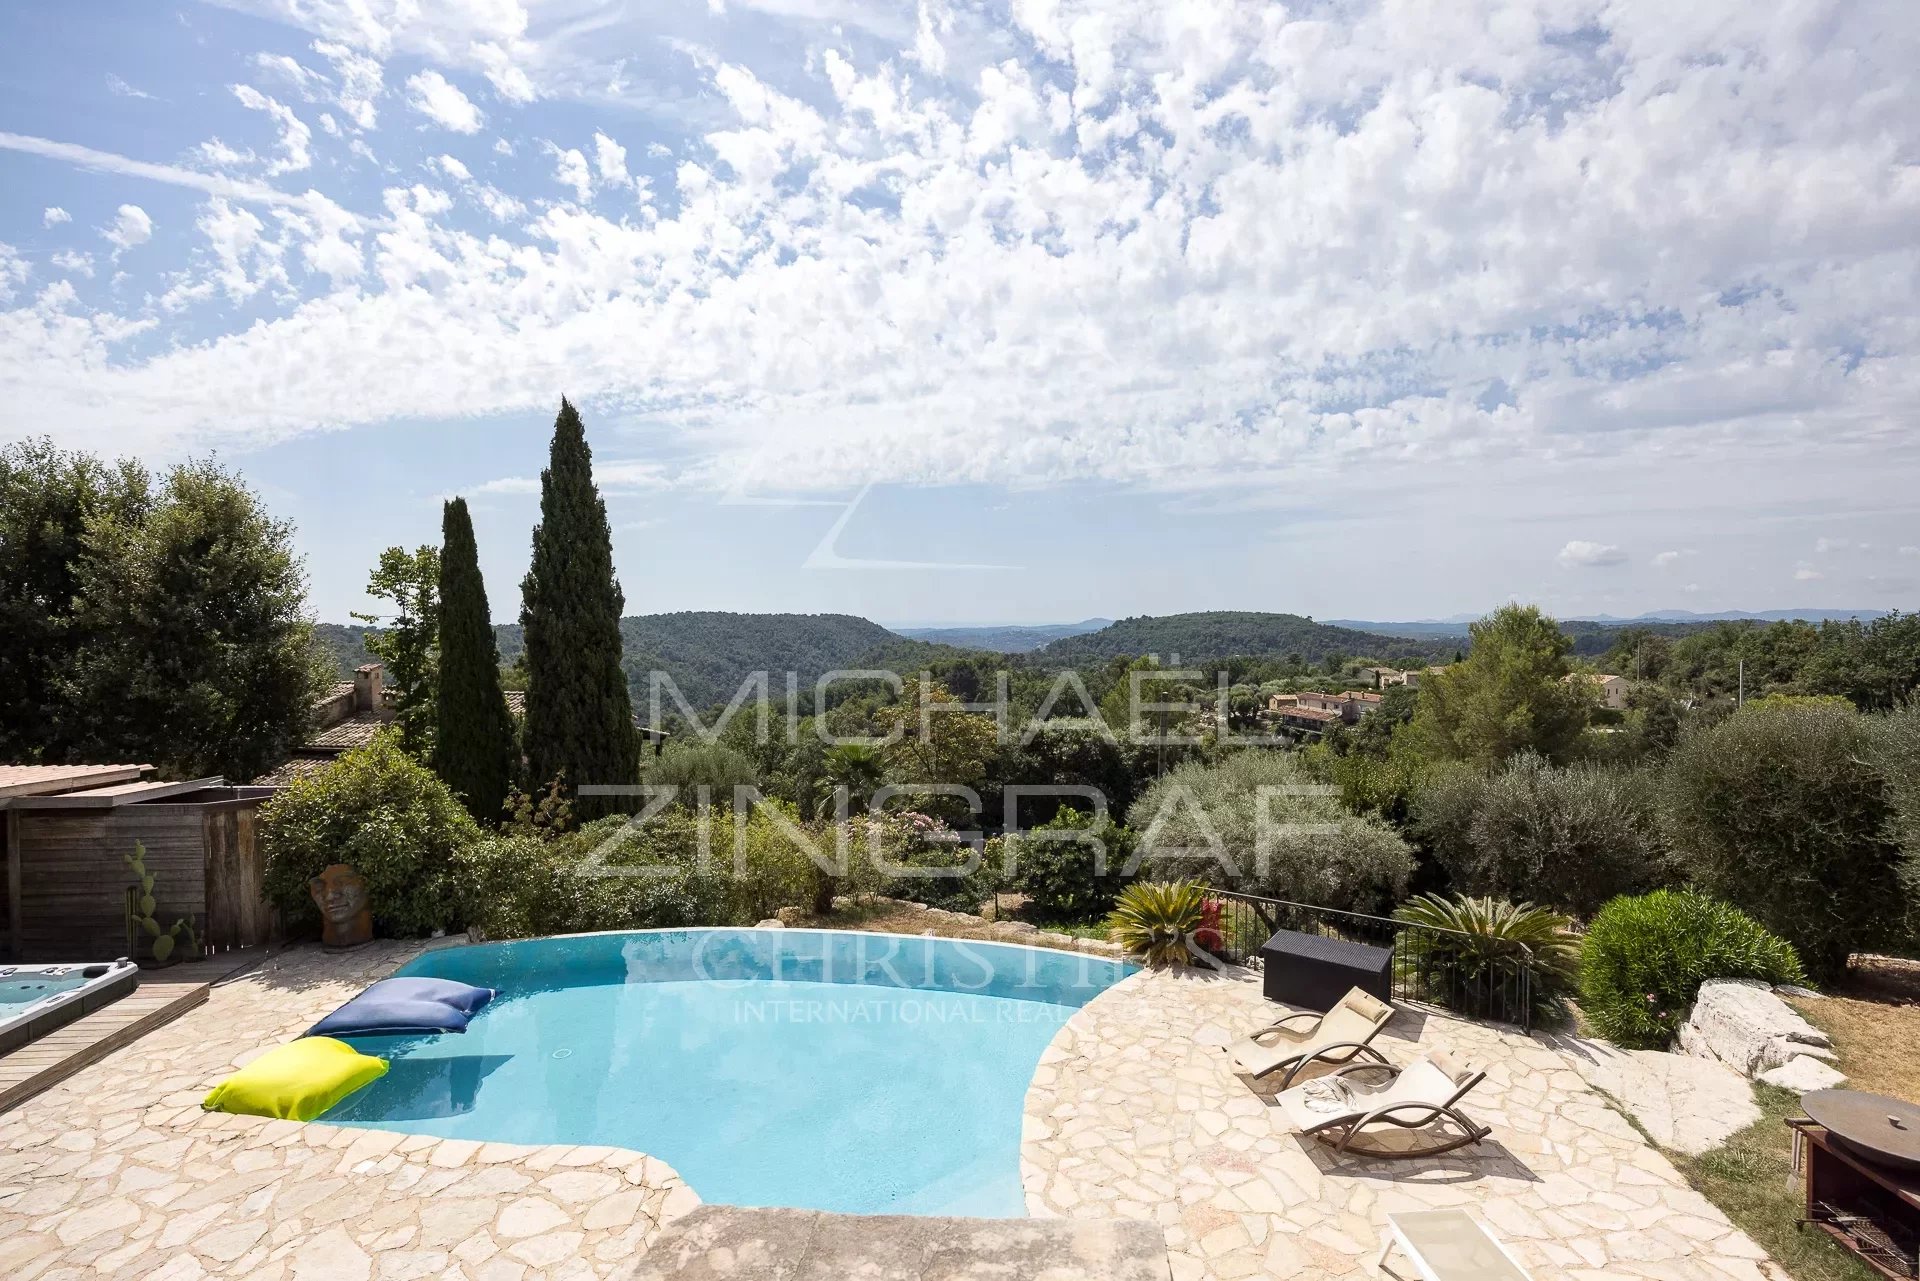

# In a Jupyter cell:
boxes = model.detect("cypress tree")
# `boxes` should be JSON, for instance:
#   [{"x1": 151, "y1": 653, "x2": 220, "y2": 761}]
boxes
[
  {"x1": 433, "y1": 497, "x2": 516, "y2": 824},
  {"x1": 519, "y1": 398, "x2": 639, "y2": 810}
]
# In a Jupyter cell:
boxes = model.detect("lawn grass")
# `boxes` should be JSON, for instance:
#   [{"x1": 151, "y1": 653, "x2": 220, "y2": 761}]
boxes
[
  {"x1": 1672, "y1": 1084, "x2": 1879, "y2": 1281},
  {"x1": 1661, "y1": 955, "x2": 1920, "y2": 1281}
]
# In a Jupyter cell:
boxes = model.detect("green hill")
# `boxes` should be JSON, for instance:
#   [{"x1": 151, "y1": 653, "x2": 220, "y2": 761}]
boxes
[
  {"x1": 1035, "y1": 611, "x2": 1457, "y2": 666},
  {"x1": 319, "y1": 612, "x2": 922, "y2": 709}
]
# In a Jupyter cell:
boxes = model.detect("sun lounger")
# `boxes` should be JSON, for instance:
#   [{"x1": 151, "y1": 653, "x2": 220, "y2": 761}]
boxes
[
  {"x1": 1274, "y1": 1049, "x2": 1492, "y2": 1159},
  {"x1": 1228, "y1": 985, "x2": 1393, "y2": 1086},
  {"x1": 1374, "y1": 1209, "x2": 1534, "y2": 1280}
]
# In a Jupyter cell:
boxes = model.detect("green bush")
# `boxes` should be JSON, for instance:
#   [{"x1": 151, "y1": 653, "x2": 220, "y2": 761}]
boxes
[
  {"x1": 1661, "y1": 701, "x2": 1906, "y2": 979},
  {"x1": 1106, "y1": 881, "x2": 1209, "y2": 966},
  {"x1": 1394, "y1": 893, "x2": 1579, "y2": 1023},
  {"x1": 1128, "y1": 750, "x2": 1413, "y2": 912},
  {"x1": 456, "y1": 811, "x2": 736, "y2": 940},
  {"x1": 644, "y1": 741, "x2": 762, "y2": 809},
  {"x1": 1580, "y1": 890, "x2": 1805, "y2": 1049},
  {"x1": 1410, "y1": 754, "x2": 1671, "y2": 919},
  {"x1": 1864, "y1": 703, "x2": 1920, "y2": 946},
  {"x1": 261, "y1": 733, "x2": 481, "y2": 937},
  {"x1": 858, "y1": 811, "x2": 996, "y2": 914},
  {"x1": 1004, "y1": 807, "x2": 1135, "y2": 920}
]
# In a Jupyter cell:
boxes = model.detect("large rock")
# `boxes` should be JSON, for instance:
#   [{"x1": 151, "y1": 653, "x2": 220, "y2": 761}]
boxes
[
  {"x1": 1758, "y1": 1056, "x2": 1848, "y2": 1092},
  {"x1": 1679, "y1": 980, "x2": 1844, "y2": 1089}
]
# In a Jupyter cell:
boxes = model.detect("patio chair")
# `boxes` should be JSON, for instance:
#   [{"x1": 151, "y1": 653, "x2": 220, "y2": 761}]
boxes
[
  {"x1": 1273, "y1": 1049, "x2": 1492, "y2": 1159},
  {"x1": 1228, "y1": 985, "x2": 1394, "y2": 1086}
]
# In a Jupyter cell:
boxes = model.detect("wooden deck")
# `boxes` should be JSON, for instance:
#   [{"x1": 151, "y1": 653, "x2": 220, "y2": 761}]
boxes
[{"x1": 0, "y1": 979, "x2": 209, "y2": 1114}]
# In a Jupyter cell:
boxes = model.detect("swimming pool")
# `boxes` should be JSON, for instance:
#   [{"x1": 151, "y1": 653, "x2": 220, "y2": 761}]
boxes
[{"x1": 322, "y1": 929, "x2": 1132, "y2": 1215}]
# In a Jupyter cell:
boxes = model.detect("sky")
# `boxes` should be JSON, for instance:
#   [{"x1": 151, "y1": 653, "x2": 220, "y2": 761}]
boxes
[{"x1": 1, "y1": 0, "x2": 1917, "y2": 626}]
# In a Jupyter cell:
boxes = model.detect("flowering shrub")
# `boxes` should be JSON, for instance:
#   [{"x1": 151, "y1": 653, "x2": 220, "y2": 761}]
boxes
[{"x1": 1579, "y1": 889, "x2": 1804, "y2": 1049}]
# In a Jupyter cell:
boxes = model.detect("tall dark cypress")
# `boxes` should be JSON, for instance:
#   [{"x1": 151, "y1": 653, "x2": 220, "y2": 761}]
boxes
[
  {"x1": 519, "y1": 398, "x2": 639, "y2": 809},
  {"x1": 433, "y1": 497, "x2": 516, "y2": 824}
]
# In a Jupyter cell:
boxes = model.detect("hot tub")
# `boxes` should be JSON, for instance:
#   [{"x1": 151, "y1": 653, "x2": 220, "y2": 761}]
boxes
[{"x1": 0, "y1": 960, "x2": 140, "y2": 1056}]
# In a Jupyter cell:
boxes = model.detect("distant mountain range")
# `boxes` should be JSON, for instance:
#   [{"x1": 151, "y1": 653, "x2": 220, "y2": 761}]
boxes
[
  {"x1": 892, "y1": 619, "x2": 1112, "y2": 653},
  {"x1": 1328, "y1": 608, "x2": 1892, "y2": 638}
]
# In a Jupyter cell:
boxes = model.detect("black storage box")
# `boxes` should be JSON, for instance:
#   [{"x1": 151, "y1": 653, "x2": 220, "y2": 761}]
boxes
[{"x1": 1259, "y1": 928, "x2": 1393, "y2": 1010}]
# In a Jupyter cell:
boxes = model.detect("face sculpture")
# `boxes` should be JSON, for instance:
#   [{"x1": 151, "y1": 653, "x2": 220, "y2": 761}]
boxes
[{"x1": 308, "y1": 863, "x2": 372, "y2": 948}]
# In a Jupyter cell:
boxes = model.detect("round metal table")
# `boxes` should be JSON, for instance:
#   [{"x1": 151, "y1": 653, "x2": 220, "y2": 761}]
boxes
[{"x1": 1803, "y1": 1089, "x2": 1920, "y2": 1173}]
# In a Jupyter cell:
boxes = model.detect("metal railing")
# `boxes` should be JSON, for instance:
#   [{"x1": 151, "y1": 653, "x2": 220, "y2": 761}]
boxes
[{"x1": 1203, "y1": 887, "x2": 1537, "y2": 1030}]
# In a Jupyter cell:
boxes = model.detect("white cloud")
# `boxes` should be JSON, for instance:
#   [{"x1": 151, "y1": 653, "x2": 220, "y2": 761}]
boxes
[
  {"x1": 1794, "y1": 567, "x2": 1825, "y2": 582},
  {"x1": 311, "y1": 41, "x2": 383, "y2": 131},
  {"x1": 42, "y1": 207, "x2": 70, "y2": 227},
  {"x1": 0, "y1": 243, "x2": 27, "y2": 303},
  {"x1": 460, "y1": 460, "x2": 667, "y2": 500},
  {"x1": 192, "y1": 137, "x2": 256, "y2": 169},
  {"x1": 232, "y1": 85, "x2": 313, "y2": 175},
  {"x1": 591, "y1": 132, "x2": 628, "y2": 187},
  {"x1": 105, "y1": 73, "x2": 157, "y2": 101},
  {"x1": 51, "y1": 250, "x2": 95, "y2": 278},
  {"x1": 404, "y1": 71, "x2": 483, "y2": 134},
  {"x1": 252, "y1": 52, "x2": 322, "y2": 96},
  {"x1": 1559, "y1": 541, "x2": 1628, "y2": 570},
  {"x1": 0, "y1": 131, "x2": 334, "y2": 214},
  {"x1": 492, "y1": 137, "x2": 514, "y2": 156},
  {"x1": 459, "y1": 475, "x2": 542, "y2": 498},
  {"x1": 8, "y1": 0, "x2": 1920, "y2": 519},
  {"x1": 102, "y1": 204, "x2": 153, "y2": 251},
  {"x1": 1899, "y1": 546, "x2": 1920, "y2": 558},
  {"x1": 435, "y1": 154, "x2": 471, "y2": 182},
  {"x1": 544, "y1": 142, "x2": 593, "y2": 202},
  {"x1": 1651, "y1": 550, "x2": 1688, "y2": 568}
]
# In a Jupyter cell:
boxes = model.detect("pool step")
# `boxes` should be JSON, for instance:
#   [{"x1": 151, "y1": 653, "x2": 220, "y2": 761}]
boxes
[{"x1": 618, "y1": 1205, "x2": 1171, "y2": 1280}]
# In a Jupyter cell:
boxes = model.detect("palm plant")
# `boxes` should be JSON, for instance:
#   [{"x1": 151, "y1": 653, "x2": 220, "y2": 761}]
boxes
[
  {"x1": 819, "y1": 743, "x2": 885, "y2": 814},
  {"x1": 1106, "y1": 881, "x2": 1211, "y2": 966},
  {"x1": 1394, "y1": 892, "x2": 1579, "y2": 1023}
]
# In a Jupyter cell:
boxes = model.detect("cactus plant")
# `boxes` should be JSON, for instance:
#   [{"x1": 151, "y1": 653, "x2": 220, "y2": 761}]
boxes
[{"x1": 124, "y1": 843, "x2": 200, "y2": 966}]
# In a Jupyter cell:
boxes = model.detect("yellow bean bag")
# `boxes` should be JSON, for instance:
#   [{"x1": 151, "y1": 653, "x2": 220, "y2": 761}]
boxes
[{"x1": 202, "y1": 1036, "x2": 388, "y2": 1121}]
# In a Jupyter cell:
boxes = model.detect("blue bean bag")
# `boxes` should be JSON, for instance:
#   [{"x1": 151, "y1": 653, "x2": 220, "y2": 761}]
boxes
[{"x1": 305, "y1": 977, "x2": 496, "y2": 1039}]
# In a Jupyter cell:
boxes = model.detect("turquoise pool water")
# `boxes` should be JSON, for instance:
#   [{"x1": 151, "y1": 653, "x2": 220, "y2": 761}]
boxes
[{"x1": 323, "y1": 929, "x2": 1132, "y2": 1215}]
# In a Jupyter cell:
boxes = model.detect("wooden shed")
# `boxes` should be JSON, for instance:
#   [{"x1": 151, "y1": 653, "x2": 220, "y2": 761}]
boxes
[{"x1": 1, "y1": 766, "x2": 277, "y2": 962}]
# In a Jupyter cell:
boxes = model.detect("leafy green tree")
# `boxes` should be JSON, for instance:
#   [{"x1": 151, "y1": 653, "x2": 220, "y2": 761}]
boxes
[
  {"x1": 1409, "y1": 604, "x2": 1591, "y2": 767},
  {"x1": 875, "y1": 681, "x2": 999, "y2": 821},
  {"x1": 0, "y1": 439, "x2": 147, "y2": 761},
  {"x1": 1662, "y1": 701, "x2": 1909, "y2": 979},
  {"x1": 519, "y1": 399, "x2": 640, "y2": 811},
  {"x1": 353, "y1": 545, "x2": 439, "y2": 753},
  {"x1": 64, "y1": 458, "x2": 324, "y2": 781},
  {"x1": 433, "y1": 499, "x2": 516, "y2": 824}
]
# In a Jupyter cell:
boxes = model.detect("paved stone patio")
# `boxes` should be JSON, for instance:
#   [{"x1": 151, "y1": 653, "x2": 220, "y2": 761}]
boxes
[
  {"x1": 1021, "y1": 965, "x2": 1789, "y2": 1281},
  {"x1": 0, "y1": 941, "x2": 696, "y2": 1281},
  {"x1": 2, "y1": 938, "x2": 1794, "y2": 1281}
]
